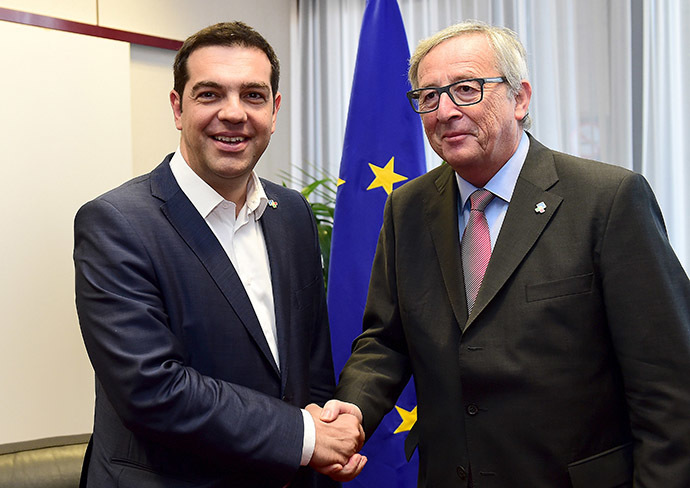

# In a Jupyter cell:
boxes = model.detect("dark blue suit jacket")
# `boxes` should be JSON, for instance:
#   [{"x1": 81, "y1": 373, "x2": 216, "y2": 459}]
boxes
[{"x1": 74, "y1": 155, "x2": 337, "y2": 487}]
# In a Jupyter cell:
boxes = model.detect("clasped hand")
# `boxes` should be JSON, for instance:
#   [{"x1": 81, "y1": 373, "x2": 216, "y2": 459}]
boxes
[{"x1": 306, "y1": 400, "x2": 367, "y2": 481}]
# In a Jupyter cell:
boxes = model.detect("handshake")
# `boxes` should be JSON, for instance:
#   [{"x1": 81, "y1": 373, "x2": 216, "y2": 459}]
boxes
[{"x1": 306, "y1": 400, "x2": 368, "y2": 482}]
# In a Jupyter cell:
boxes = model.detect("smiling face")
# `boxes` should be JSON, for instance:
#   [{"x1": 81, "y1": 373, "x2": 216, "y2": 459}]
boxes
[
  {"x1": 170, "y1": 44, "x2": 280, "y2": 203},
  {"x1": 417, "y1": 34, "x2": 530, "y2": 187}
]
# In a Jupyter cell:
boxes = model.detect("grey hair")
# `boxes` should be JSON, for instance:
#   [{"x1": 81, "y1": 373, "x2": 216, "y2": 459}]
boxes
[{"x1": 409, "y1": 20, "x2": 531, "y2": 129}]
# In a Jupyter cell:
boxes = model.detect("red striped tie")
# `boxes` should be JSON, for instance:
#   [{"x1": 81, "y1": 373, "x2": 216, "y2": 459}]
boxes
[{"x1": 461, "y1": 189, "x2": 495, "y2": 311}]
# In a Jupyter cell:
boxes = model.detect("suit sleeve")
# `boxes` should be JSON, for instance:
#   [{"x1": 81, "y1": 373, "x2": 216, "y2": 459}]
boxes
[
  {"x1": 335, "y1": 194, "x2": 413, "y2": 437},
  {"x1": 74, "y1": 198, "x2": 304, "y2": 479},
  {"x1": 599, "y1": 173, "x2": 690, "y2": 486}
]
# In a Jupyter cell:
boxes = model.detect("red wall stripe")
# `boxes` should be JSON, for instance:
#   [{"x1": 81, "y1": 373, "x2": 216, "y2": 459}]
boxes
[{"x1": 0, "y1": 7, "x2": 182, "y2": 51}]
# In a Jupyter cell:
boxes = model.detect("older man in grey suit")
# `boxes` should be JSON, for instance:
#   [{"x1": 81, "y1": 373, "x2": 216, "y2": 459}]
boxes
[{"x1": 323, "y1": 21, "x2": 690, "y2": 487}]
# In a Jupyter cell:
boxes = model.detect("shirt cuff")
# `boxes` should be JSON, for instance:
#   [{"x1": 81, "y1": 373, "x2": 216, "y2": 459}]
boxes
[{"x1": 300, "y1": 408, "x2": 316, "y2": 466}]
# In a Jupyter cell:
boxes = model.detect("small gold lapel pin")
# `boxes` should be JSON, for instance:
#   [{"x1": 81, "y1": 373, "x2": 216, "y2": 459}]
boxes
[
  {"x1": 268, "y1": 199, "x2": 278, "y2": 209},
  {"x1": 534, "y1": 201, "x2": 547, "y2": 214}
]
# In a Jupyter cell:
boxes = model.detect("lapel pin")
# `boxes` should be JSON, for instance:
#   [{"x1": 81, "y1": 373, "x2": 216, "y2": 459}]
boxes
[
  {"x1": 534, "y1": 201, "x2": 547, "y2": 214},
  {"x1": 268, "y1": 199, "x2": 278, "y2": 209}
]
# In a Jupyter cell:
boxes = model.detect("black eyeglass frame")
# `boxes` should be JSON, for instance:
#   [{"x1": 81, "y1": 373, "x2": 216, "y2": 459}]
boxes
[{"x1": 407, "y1": 76, "x2": 507, "y2": 114}]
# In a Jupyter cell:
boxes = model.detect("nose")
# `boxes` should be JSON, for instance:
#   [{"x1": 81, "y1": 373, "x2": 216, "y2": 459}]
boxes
[
  {"x1": 218, "y1": 95, "x2": 247, "y2": 123},
  {"x1": 435, "y1": 91, "x2": 462, "y2": 122}
]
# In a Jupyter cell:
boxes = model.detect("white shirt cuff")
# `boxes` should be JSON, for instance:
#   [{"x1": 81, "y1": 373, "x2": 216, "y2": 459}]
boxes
[{"x1": 300, "y1": 408, "x2": 316, "y2": 466}]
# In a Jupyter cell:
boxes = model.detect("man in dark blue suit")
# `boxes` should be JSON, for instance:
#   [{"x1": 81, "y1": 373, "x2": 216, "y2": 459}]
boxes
[{"x1": 74, "y1": 22, "x2": 365, "y2": 487}]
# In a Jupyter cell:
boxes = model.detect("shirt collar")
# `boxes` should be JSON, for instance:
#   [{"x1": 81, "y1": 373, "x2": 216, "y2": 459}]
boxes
[
  {"x1": 169, "y1": 149, "x2": 268, "y2": 220},
  {"x1": 456, "y1": 131, "x2": 530, "y2": 208},
  {"x1": 245, "y1": 172, "x2": 269, "y2": 220}
]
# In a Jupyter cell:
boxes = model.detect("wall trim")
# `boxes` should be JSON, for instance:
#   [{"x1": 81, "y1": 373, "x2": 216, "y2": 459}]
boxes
[{"x1": 0, "y1": 7, "x2": 182, "y2": 50}]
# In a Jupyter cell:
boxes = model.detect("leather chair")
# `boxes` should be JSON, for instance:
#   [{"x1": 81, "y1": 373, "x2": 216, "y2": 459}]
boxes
[{"x1": 0, "y1": 435, "x2": 89, "y2": 488}]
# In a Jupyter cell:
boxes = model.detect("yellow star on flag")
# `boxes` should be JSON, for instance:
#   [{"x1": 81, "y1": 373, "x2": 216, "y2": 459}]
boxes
[
  {"x1": 367, "y1": 156, "x2": 408, "y2": 195},
  {"x1": 336, "y1": 178, "x2": 346, "y2": 187},
  {"x1": 393, "y1": 404, "x2": 417, "y2": 434}
]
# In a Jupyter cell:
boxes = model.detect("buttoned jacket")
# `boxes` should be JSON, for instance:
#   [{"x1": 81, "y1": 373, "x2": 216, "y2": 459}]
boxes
[
  {"x1": 336, "y1": 135, "x2": 690, "y2": 487},
  {"x1": 75, "y1": 155, "x2": 337, "y2": 487}
]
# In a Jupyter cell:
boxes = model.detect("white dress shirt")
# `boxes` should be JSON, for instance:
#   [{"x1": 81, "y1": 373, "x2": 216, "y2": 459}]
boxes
[{"x1": 169, "y1": 150, "x2": 315, "y2": 466}]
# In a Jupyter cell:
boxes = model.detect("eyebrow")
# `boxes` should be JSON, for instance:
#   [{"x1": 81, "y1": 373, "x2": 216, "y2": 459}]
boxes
[
  {"x1": 418, "y1": 77, "x2": 473, "y2": 89},
  {"x1": 242, "y1": 81, "x2": 271, "y2": 92},
  {"x1": 189, "y1": 80, "x2": 271, "y2": 96},
  {"x1": 190, "y1": 81, "x2": 223, "y2": 95}
]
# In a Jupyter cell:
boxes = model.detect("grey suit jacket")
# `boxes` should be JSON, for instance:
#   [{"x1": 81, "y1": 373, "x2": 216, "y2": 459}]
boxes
[
  {"x1": 336, "y1": 135, "x2": 690, "y2": 487},
  {"x1": 74, "y1": 155, "x2": 337, "y2": 487}
]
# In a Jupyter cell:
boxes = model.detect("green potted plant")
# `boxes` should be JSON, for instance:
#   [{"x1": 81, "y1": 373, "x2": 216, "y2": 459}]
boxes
[{"x1": 280, "y1": 166, "x2": 337, "y2": 287}]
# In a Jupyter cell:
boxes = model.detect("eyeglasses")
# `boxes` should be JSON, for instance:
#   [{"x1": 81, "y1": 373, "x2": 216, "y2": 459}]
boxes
[{"x1": 407, "y1": 77, "x2": 507, "y2": 114}]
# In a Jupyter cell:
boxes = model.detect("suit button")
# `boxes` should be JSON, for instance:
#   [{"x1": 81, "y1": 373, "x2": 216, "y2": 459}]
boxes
[
  {"x1": 456, "y1": 466, "x2": 467, "y2": 480},
  {"x1": 466, "y1": 404, "x2": 479, "y2": 415}
]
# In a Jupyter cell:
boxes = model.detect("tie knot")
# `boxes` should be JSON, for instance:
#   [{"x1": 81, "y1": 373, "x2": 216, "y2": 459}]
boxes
[{"x1": 469, "y1": 189, "x2": 494, "y2": 212}]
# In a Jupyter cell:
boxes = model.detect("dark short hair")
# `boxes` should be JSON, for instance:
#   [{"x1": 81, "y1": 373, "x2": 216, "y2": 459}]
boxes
[{"x1": 173, "y1": 21, "x2": 280, "y2": 107}]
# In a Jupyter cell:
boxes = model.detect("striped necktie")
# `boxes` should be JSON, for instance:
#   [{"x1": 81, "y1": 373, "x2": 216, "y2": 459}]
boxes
[{"x1": 461, "y1": 189, "x2": 495, "y2": 311}]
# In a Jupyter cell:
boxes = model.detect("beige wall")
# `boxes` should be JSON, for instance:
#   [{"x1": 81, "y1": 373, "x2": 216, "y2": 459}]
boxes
[
  {"x1": 0, "y1": 0, "x2": 294, "y2": 444},
  {"x1": 129, "y1": 44, "x2": 180, "y2": 175},
  {"x1": 0, "y1": 0, "x2": 97, "y2": 23}
]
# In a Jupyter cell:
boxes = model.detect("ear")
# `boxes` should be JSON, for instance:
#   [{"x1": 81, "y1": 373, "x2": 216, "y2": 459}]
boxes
[
  {"x1": 271, "y1": 91, "x2": 282, "y2": 134},
  {"x1": 513, "y1": 80, "x2": 532, "y2": 123},
  {"x1": 170, "y1": 90, "x2": 183, "y2": 130}
]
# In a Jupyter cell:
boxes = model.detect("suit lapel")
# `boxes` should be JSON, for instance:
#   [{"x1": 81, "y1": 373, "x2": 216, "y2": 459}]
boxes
[
  {"x1": 467, "y1": 136, "x2": 562, "y2": 327},
  {"x1": 424, "y1": 165, "x2": 470, "y2": 328},
  {"x1": 259, "y1": 184, "x2": 291, "y2": 393},
  {"x1": 150, "y1": 160, "x2": 280, "y2": 376}
]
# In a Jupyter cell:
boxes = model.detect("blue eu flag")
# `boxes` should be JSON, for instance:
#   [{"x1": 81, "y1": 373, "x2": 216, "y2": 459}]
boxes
[{"x1": 327, "y1": 0, "x2": 426, "y2": 485}]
